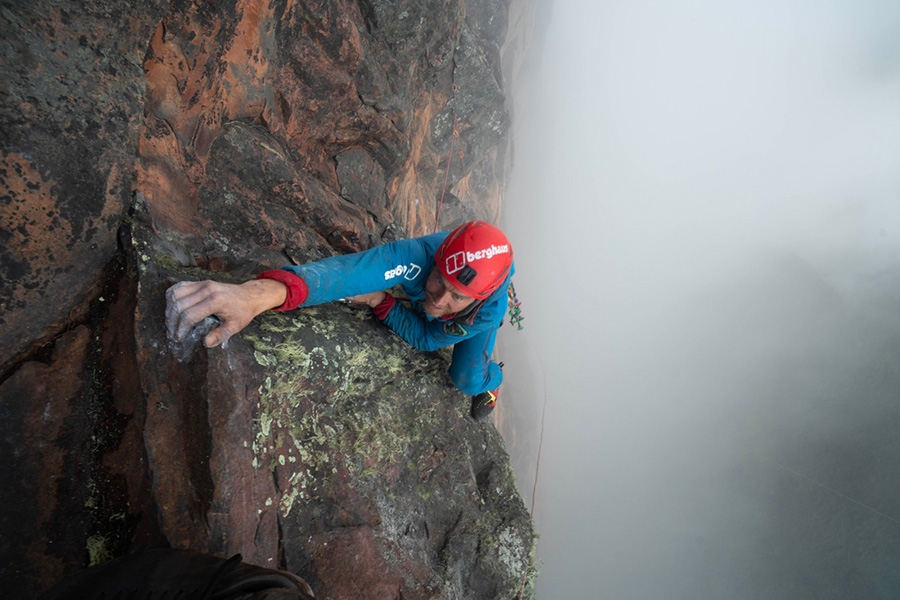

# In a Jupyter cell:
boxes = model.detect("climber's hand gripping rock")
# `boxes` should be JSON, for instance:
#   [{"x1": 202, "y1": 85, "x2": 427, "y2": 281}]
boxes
[{"x1": 165, "y1": 279, "x2": 287, "y2": 348}]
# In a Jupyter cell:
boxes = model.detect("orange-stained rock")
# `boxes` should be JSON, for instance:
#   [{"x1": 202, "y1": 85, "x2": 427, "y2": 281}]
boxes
[{"x1": 135, "y1": 0, "x2": 509, "y2": 246}]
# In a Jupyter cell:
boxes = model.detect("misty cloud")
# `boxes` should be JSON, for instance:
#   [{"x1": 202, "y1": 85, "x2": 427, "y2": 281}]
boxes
[{"x1": 500, "y1": 0, "x2": 900, "y2": 597}]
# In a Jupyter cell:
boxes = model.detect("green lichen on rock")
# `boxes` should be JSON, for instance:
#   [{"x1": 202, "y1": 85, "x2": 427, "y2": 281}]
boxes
[
  {"x1": 250, "y1": 300, "x2": 534, "y2": 595},
  {"x1": 86, "y1": 534, "x2": 111, "y2": 567},
  {"x1": 146, "y1": 248, "x2": 539, "y2": 597},
  {"x1": 242, "y1": 304, "x2": 450, "y2": 517}
]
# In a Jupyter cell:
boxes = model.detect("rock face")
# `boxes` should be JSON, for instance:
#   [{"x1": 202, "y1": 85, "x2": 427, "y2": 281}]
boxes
[
  {"x1": 0, "y1": 1, "x2": 536, "y2": 599},
  {"x1": 0, "y1": 0, "x2": 168, "y2": 369}
]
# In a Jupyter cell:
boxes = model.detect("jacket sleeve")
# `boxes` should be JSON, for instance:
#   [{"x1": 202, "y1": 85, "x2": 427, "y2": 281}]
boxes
[{"x1": 280, "y1": 236, "x2": 439, "y2": 306}]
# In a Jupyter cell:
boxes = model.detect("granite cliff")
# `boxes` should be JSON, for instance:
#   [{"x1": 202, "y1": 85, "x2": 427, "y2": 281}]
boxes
[{"x1": 0, "y1": 0, "x2": 537, "y2": 598}]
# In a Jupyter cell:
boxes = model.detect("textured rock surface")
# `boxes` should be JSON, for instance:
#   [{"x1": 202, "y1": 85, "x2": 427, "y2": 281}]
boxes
[
  {"x1": 1, "y1": 1, "x2": 536, "y2": 599},
  {"x1": 130, "y1": 203, "x2": 534, "y2": 598},
  {"x1": 0, "y1": 0, "x2": 167, "y2": 368}
]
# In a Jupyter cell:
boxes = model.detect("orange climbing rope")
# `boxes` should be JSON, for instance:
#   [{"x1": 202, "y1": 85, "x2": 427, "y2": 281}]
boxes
[
  {"x1": 434, "y1": 113, "x2": 543, "y2": 598},
  {"x1": 517, "y1": 334, "x2": 548, "y2": 599}
]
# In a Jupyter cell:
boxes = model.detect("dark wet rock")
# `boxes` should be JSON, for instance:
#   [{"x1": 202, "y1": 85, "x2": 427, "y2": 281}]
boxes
[
  {"x1": 0, "y1": 0, "x2": 167, "y2": 368},
  {"x1": 42, "y1": 549, "x2": 315, "y2": 600}
]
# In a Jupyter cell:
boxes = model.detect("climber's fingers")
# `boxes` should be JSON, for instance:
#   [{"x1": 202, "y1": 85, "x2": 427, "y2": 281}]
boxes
[
  {"x1": 346, "y1": 291, "x2": 386, "y2": 308},
  {"x1": 165, "y1": 279, "x2": 287, "y2": 347},
  {"x1": 165, "y1": 280, "x2": 247, "y2": 346},
  {"x1": 166, "y1": 280, "x2": 224, "y2": 343}
]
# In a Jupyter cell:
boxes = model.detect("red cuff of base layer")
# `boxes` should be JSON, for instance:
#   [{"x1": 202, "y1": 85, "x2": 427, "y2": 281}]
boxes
[
  {"x1": 372, "y1": 293, "x2": 397, "y2": 320},
  {"x1": 256, "y1": 270, "x2": 309, "y2": 312}
]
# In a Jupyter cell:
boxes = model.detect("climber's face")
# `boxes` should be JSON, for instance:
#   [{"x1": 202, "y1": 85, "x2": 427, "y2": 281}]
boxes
[{"x1": 423, "y1": 268, "x2": 476, "y2": 317}]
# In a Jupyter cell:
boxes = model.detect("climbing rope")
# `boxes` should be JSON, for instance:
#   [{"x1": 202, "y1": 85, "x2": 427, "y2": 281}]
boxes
[
  {"x1": 430, "y1": 109, "x2": 536, "y2": 594},
  {"x1": 515, "y1": 329, "x2": 547, "y2": 600},
  {"x1": 752, "y1": 450, "x2": 900, "y2": 526},
  {"x1": 433, "y1": 114, "x2": 462, "y2": 233}
]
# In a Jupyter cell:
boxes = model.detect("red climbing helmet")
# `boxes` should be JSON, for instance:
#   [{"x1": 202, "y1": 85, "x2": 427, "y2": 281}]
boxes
[{"x1": 434, "y1": 220, "x2": 513, "y2": 300}]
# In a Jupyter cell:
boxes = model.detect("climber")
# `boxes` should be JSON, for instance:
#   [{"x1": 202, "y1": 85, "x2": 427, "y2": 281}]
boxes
[{"x1": 165, "y1": 220, "x2": 514, "y2": 419}]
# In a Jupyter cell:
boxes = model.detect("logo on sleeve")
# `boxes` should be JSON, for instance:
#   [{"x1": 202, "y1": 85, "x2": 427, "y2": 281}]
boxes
[
  {"x1": 444, "y1": 322, "x2": 468, "y2": 337},
  {"x1": 384, "y1": 262, "x2": 422, "y2": 281}
]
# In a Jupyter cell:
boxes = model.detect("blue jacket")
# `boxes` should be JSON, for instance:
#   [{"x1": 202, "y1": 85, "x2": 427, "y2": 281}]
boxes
[{"x1": 281, "y1": 233, "x2": 514, "y2": 352}]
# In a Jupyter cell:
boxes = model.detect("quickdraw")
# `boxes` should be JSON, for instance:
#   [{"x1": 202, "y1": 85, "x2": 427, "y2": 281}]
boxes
[{"x1": 507, "y1": 281, "x2": 524, "y2": 330}]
